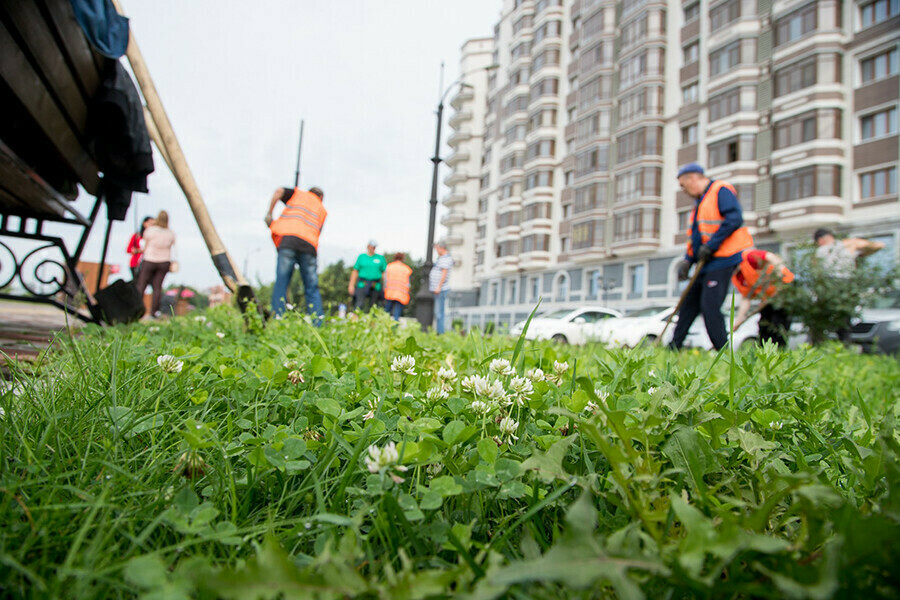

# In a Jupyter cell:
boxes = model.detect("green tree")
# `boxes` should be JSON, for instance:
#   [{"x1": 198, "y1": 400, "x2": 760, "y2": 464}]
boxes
[{"x1": 774, "y1": 242, "x2": 897, "y2": 344}]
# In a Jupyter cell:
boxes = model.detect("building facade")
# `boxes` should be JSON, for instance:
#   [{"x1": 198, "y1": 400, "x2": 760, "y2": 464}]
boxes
[{"x1": 443, "y1": 0, "x2": 900, "y2": 330}]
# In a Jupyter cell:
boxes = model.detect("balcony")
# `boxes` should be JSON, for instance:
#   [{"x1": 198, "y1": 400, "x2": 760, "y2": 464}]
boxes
[
  {"x1": 768, "y1": 198, "x2": 845, "y2": 233},
  {"x1": 448, "y1": 130, "x2": 473, "y2": 147},
  {"x1": 495, "y1": 255, "x2": 520, "y2": 274},
  {"x1": 445, "y1": 149, "x2": 470, "y2": 166},
  {"x1": 519, "y1": 251, "x2": 552, "y2": 269},
  {"x1": 443, "y1": 169, "x2": 469, "y2": 186},
  {"x1": 449, "y1": 110, "x2": 473, "y2": 128},
  {"x1": 442, "y1": 191, "x2": 467, "y2": 207},
  {"x1": 450, "y1": 86, "x2": 475, "y2": 110},
  {"x1": 441, "y1": 211, "x2": 467, "y2": 226},
  {"x1": 444, "y1": 234, "x2": 464, "y2": 247}
]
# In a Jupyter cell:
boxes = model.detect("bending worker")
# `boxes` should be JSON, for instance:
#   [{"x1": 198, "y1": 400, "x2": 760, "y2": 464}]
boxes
[
  {"x1": 265, "y1": 186, "x2": 326, "y2": 323},
  {"x1": 348, "y1": 240, "x2": 386, "y2": 311},
  {"x1": 383, "y1": 253, "x2": 413, "y2": 321},
  {"x1": 670, "y1": 163, "x2": 753, "y2": 350},
  {"x1": 732, "y1": 249, "x2": 794, "y2": 348}
]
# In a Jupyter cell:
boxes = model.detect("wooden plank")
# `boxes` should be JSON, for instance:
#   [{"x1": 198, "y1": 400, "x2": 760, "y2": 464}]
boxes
[
  {"x1": 36, "y1": 0, "x2": 101, "y2": 98},
  {"x1": 0, "y1": 184, "x2": 32, "y2": 214},
  {"x1": 0, "y1": 19, "x2": 99, "y2": 195},
  {"x1": 1, "y1": 1, "x2": 89, "y2": 137}
]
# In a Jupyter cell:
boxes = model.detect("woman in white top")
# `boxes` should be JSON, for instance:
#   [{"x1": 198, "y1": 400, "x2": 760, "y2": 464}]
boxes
[{"x1": 135, "y1": 210, "x2": 176, "y2": 317}]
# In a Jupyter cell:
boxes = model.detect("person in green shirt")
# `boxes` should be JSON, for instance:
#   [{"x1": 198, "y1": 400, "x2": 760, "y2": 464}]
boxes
[{"x1": 348, "y1": 240, "x2": 387, "y2": 311}]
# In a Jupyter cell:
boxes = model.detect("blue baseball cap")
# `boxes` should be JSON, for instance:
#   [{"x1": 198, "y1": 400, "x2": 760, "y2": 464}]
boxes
[{"x1": 677, "y1": 163, "x2": 705, "y2": 178}]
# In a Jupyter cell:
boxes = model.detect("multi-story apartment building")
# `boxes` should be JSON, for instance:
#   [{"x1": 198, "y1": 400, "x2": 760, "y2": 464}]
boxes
[{"x1": 442, "y1": 0, "x2": 899, "y2": 330}]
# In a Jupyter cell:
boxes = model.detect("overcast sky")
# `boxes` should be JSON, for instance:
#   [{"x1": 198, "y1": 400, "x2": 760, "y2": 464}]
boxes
[{"x1": 74, "y1": 1, "x2": 499, "y2": 290}]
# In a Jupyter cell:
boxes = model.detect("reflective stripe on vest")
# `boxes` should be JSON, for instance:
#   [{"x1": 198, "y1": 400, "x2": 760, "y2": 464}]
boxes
[
  {"x1": 270, "y1": 189, "x2": 327, "y2": 249},
  {"x1": 383, "y1": 261, "x2": 413, "y2": 305},
  {"x1": 685, "y1": 180, "x2": 754, "y2": 259},
  {"x1": 731, "y1": 249, "x2": 795, "y2": 299}
]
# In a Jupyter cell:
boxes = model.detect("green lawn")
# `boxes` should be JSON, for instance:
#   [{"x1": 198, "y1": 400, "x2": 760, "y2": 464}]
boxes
[{"x1": 2, "y1": 307, "x2": 899, "y2": 599}]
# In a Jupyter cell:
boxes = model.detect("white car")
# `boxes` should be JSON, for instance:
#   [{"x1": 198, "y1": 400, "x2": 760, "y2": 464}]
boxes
[
  {"x1": 510, "y1": 306, "x2": 623, "y2": 345},
  {"x1": 682, "y1": 312, "x2": 761, "y2": 350},
  {"x1": 596, "y1": 305, "x2": 677, "y2": 348}
]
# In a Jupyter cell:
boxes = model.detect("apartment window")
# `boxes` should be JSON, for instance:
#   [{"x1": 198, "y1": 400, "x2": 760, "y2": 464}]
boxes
[
  {"x1": 622, "y1": 0, "x2": 648, "y2": 18},
  {"x1": 575, "y1": 145, "x2": 610, "y2": 176},
  {"x1": 498, "y1": 240, "x2": 519, "y2": 257},
  {"x1": 588, "y1": 270, "x2": 602, "y2": 297},
  {"x1": 683, "y1": 41, "x2": 700, "y2": 65},
  {"x1": 860, "y1": 166, "x2": 897, "y2": 199},
  {"x1": 530, "y1": 277, "x2": 540, "y2": 301},
  {"x1": 522, "y1": 234, "x2": 551, "y2": 252},
  {"x1": 505, "y1": 94, "x2": 528, "y2": 115},
  {"x1": 615, "y1": 167, "x2": 661, "y2": 203},
  {"x1": 708, "y1": 135, "x2": 754, "y2": 167},
  {"x1": 480, "y1": 174, "x2": 491, "y2": 189},
  {"x1": 500, "y1": 152, "x2": 524, "y2": 173},
  {"x1": 576, "y1": 110, "x2": 611, "y2": 141},
  {"x1": 773, "y1": 165, "x2": 841, "y2": 202},
  {"x1": 621, "y1": 16, "x2": 649, "y2": 49},
  {"x1": 774, "y1": 110, "x2": 819, "y2": 149},
  {"x1": 775, "y1": 57, "x2": 817, "y2": 97},
  {"x1": 574, "y1": 183, "x2": 607, "y2": 213},
  {"x1": 860, "y1": 0, "x2": 900, "y2": 28},
  {"x1": 684, "y1": 2, "x2": 700, "y2": 22},
  {"x1": 496, "y1": 210, "x2": 520, "y2": 229},
  {"x1": 620, "y1": 52, "x2": 648, "y2": 89},
  {"x1": 490, "y1": 282, "x2": 499, "y2": 305},
  {"x1": 522, "y1": 202, "x2": 552, "y2": 221},
  {"x1": 572, "y1": 220, "x2": 603, "y2": 250},
  {"x1": 528, "y1": 109, "x2": 557, "y2": 133},
  {"x1": 629, "y1": 264, "x2": 645, "y2": 295},
  {"x1": 530, "y1": 77, "x2": 559, "y2": 102},
  {"x1": 861, "y1": 48, "x2": 899, "y2": 84},
  {"x1": 682, "y1": 83, "x2": 699, "y2": 105},
  {"x1": 580, "y1": 42, "x2": 613, "y2": 71},
  {"x1": 565, "y1": 170, "x2": 574, "y2": 185},
  {"x1": 535, "y1": 0, "x2": 562, "y2": 14},
  {"x1": 525, "y1": 169, "x2": 555, "y2": 189},
  {"x1": 578, "y1": 75, "x2": 612, "y2": 111},
  {"x1": 533, "y1": 49, "x2": 561, "y2": 71},
  {"x1": 583, "y1": 10, "x2": 606, "y2": 39},
  {"x1": 477, "y1": 224, "x2": 486, "y2": 238},
  {"x1": 555, "y1": 274, "x2": 569, "y2": 301},
  {"x1": 505, "y1": 124, "x2": 527, "y2": 143},
  {"x1": 478, "y1": 199, "x2": 488, "y2": 214},
  {"x1": 508, "y1": 279, "x2": 518, "y2": 304},
  {"x1": 775, "y1": 3, "x2": 817, "y2": 46},
  {"x1": 710, "y1": 0, "x2": 741, "y2": 32},
  {"x1": 708, "y1": 87, "x2": 742, "y2": 121},
  {"x1": 860, "y1": 107, "x2": 898, "y2": 140},
  {"x1": 513, "y1": 15, "x2": 532, "y2": 34},
  {"x1": 681, "y1": 123, "x2": 698, "y2": 145},
  {"x1": 501, "y1": 181, "x2": 521, "y2": 199},
  {"x1": 511, "y1": 42, "x2": 532, "y2": 62},
  {"x1": 526, "y1": 139, "x2": 556, "y2": 161},
  {"x1": 476, "y1": 251, "x2": 485, "y2": 266},
  {"x1": 710, "y1": 41, "x2": 741, "y2": 77},
  {"x1": 618, "y1": 127, "x2": 663, "y2": 164},
  {"x1": 534, "y1": 20, "x2": 562, "y2": 44},
  {"x1": 678, "y1": 209, "x2": 692, "y2": 231}
]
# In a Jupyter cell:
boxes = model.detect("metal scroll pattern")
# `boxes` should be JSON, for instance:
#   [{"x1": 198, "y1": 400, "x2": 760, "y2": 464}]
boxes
[{"x1": 0, "y1": 239, "x2": 73, "y2": 298}]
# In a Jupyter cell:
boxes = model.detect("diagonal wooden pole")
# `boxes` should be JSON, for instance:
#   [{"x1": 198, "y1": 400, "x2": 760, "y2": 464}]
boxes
[
  {"x1": 658, "y1": 259, "x2": 707, "y2": 345},
  {"x1": 111, "y1": 0, "x2": 258, "y2": 313}
]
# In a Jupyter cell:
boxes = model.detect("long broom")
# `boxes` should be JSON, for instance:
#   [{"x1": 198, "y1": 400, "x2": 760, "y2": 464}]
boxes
[{"x1": 658, "y1": 259, "x2": 707, "y2": 346}]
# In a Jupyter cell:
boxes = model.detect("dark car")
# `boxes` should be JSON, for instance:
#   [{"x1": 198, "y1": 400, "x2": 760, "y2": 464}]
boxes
[{"x1": 850, "y1": 292, "x2": 900, "y2": 355}]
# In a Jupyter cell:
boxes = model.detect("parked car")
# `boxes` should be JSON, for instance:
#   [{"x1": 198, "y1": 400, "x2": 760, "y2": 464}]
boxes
[
  {"x1": 510, "y1": 306, "x2": 623, "y2": 345},
  {"x1": 596, "y1": 305, "x2": 677, "y2": 348},
  {"x1": 850, "y1": 292, "x2": 900, "y2": 354},
  {"x1": 682, "y1": 311, "x2": 761, "y2": 350}
]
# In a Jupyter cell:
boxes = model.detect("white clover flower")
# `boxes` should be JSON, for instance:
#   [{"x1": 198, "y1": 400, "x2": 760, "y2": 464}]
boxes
[
  {"x1": 509, "y1": 376, "x2": 533, "y2": 396},
  {"x1": 288, "y1": 370, "x2": 305, "y2": 385},
  {"x1": 594, "y1": 388, "x2": 610, "y2": 403},
  {"x1": 363, "y1": 410, "x2": 375, "y2": 421},
  {"x1": 470, "y1": 400, "x2": 492, "y2": 415},
  {"x1": 364, "y1": 441, "x2": 409, "y2": 481},
  {"x1": 216, "y1": 331, "x2": 225, "y2": 339},
  {"x1": 461, "y1": 375, "x2": 478, "y2": 392},
  {"x1": 148, "y1": 326, "x2": 160, "y2": 333},
  {"x1": 648, "y1": 369, "x2": 656, "y2": 378},
  {"x1": 284, "y1": 359, "x2": 301, "y2": 370},
  {"x1": 437, "y1": 366, "x2": 457, "y2": 381},
  {"x1": 769, "y1": 421, "x2": 784, "y2": 431},
  {"x1": 0, "y1": 406, "x2": 5, "y2": 420},
  {"x1": 553, "y1": 361, "x2": 569, "y2": 375},
  {"x1": 489, "y1": 358, "x2": 514, "y2": 376},
  {"x1": 498, "y1": 416, "x2": 519, "y2": 440},
  {"x1": 157, "y1": 355, "x2": 184, "y2": 373},
  {"x1": 648, "y1": 386, "x2": 658, "y2": 395},
  {"x1": 526, "y1": 367, "x2": 545, "y2": 382},
  {"x1": 366, "y1": 397, "x2": 380, "y2": 411},
  {"x1": 426, "y1": 386, "x2": 449, "y2": 402},
  {"x1": 391, "y1": 355, "x2": 417, "y2": 375},
  {"x1": 585, "y1": 400, "x2": 600, "y2": 413},
  {"x1": 475, "y1": 377, "x2": 506, "y2": 402},
  {"x1": 194, "y1": 315, "x2": 207, "y2": 323}
]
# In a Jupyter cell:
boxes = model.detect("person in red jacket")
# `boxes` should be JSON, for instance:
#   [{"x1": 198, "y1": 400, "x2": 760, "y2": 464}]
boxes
[
  {"x1": 732, "y1": 249, "x2": 794, "y2": 347},
  {"x1": 126, "y1": 216, "x2": 154, "y2": 279}
]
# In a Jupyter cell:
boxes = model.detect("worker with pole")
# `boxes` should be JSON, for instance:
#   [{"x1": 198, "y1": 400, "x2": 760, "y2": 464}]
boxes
[
  {"x1": 264, "y1": 121, "x2": 327, "y2": 324},
  {"x1": 732, "y1": 249, "x2": 795, "y2": 347},
  {"x1": 668, "y1": 163, "x2": 754, "y2": 350}
]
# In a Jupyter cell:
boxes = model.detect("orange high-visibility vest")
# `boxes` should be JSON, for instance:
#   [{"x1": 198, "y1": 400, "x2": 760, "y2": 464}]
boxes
[
  {"x1": 686, "y1": 180, "x2": 753, "y2": 259},
  {"x1": 383, "y1": 260, "x2": 413, "y2": 305},
  {"x1": 270, "y1": 189, "x2": 327, "y2": 249},
  {"x1": 731, "y1": 249, "x2": 795, "y2": 299}
]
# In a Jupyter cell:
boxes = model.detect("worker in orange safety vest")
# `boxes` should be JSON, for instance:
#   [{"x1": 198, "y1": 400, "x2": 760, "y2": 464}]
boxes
[
  {"x1": 383, "y1": 253, "x2": 413, "y2": 321},
  {"x1": 670, "y1": 163, "x2": 753, "y2": 350},
  {"x1": 264, "y1": 186, "x2": 326, "y2": 323},
  {"x1": 732, "y1": 249, "x2": 795, "y2": 347}
]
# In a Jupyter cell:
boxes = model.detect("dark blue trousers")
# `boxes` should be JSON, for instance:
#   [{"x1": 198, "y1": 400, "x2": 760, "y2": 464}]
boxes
[{"x1": 670, "y1": 266, "x2": 733, "y2": 350}]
